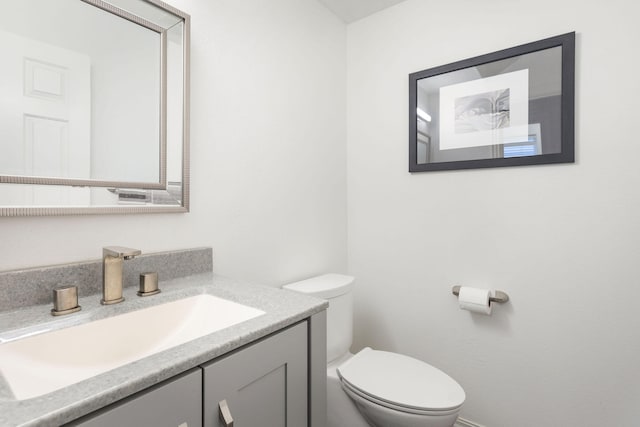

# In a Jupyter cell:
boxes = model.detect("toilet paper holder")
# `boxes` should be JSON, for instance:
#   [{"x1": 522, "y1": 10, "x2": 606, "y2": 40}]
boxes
[{"x1": 452, "y1": 285, "x2": 509, "y2": 304}]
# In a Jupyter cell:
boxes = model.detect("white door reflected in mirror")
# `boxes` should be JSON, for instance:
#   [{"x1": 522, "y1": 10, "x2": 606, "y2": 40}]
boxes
[{"x1": 0, "y1": 0, "x2": 161, "y2": 185}]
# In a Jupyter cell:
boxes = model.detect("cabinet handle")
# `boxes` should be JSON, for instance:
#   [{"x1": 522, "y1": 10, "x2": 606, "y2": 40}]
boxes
[{"x1": 218, "y1": 399, "x2": 234, "y2": 427}]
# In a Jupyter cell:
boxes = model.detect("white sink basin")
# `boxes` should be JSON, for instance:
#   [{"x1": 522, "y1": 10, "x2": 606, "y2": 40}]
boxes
[{"x1": 0, "y1": 294, "x2": 265, "y2": 400}]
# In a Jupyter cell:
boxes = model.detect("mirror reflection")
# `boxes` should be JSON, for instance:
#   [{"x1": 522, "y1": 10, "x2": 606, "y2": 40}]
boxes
[
  {"x1": 0, "y1": 0, "x2": 161, "y2": 184},
  {"x1": 0, "y1": 0, "x2": 190, "y2": 215}
]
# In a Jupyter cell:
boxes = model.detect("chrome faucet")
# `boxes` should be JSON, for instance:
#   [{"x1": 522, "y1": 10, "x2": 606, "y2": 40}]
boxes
[{"x1": 102, "y1": 246, "x2": 141, "y2": 305}]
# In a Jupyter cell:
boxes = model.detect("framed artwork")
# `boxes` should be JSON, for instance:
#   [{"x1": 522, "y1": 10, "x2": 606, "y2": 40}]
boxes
[{"x1": 409, "y1": 32, "x2": 575, "y2": 172}]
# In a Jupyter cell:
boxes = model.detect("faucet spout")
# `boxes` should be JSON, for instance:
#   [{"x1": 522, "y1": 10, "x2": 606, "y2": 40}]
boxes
[
  {"x1": 103, "y1": 246, "x2": 142, "y2": 259},
  {"x1": 102, "y1": 246, "x2": 141, "y2": 305}
]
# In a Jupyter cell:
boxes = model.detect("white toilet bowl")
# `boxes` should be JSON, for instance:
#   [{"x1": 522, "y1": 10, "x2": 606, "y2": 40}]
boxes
[
  {"x1": 336, "y1": 348, "x2": 464, "y2": 427},
  {"x1": 283, "y1": 274, "x2": 465, "y2": 427},
  {"x1": 327, "y1": 354, "x2": 371, "y2": 427}
]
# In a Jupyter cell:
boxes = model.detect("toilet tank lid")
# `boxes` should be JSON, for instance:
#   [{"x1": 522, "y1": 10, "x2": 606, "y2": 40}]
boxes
[{"x1": 283, "y1": 274, "x2": 354, "y2": 299}]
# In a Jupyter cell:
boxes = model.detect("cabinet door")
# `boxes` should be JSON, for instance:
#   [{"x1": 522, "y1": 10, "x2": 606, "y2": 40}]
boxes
[
  {"x1": 67, "y1": 368, "x2": 202, "y2": 427},
  {"x1": 203, "y1": 322, "x2": 308, "y2": 427}
]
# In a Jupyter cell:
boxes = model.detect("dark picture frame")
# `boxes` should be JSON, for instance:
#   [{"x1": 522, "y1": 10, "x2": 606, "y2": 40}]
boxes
[{"x1": 409, "y1": 32, "x2": 575, "y2": 172}]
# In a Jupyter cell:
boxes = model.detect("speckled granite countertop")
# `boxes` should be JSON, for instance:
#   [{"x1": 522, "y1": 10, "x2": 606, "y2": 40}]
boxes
[{"x1": 0, "y1": 273, "x2": 327, "y2": 427}]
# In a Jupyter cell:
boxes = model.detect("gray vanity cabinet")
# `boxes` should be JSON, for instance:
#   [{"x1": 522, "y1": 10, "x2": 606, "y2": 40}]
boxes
[
  {"x1": 70, "y1": 368, "x2": 203, "y2": 427},
  {"x1": 202, "y1": 322, "x2": 308, "y2": 427},
  {"x1": 67, "y1": 320, "x2": 314, "y2": 427}
]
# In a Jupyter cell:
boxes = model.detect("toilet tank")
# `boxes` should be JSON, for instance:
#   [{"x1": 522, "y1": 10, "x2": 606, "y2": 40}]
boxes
[{"x1": 283, "y1": 274, "x2": 354, "y2": 363}]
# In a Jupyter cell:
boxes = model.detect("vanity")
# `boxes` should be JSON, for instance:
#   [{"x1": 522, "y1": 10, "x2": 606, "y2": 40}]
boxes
[
  {"x1": 0, "y1": 249, "x2": 328, "y2": 427},
  {"x1": 68, "y1": 321, "x2": 307, "y2": 427}
]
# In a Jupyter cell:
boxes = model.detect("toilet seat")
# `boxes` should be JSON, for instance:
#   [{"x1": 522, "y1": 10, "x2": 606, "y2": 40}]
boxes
[
  {"x1": 340, "y1": 379, "x2": 461, "y2": 416},
  {"x1": 337, "y1": 348, "x2": 465, "y2": 414}
]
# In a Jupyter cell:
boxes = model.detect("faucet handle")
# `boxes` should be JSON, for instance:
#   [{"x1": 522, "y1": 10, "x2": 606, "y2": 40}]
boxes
[
  {"x1": 51, "y1": 286, "x2": 81, "y2": 316},
  {"x1": 103, "y1": 246, "x2": 142, "y2": 258},
  {"x1": 138, "y1": 272, "x2": 161, "y2": 297}
]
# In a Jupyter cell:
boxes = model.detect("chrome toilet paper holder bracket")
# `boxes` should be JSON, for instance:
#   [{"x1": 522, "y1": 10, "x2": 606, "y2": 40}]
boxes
[{"x1": 452, "y1": 285, "x2": 509, "y2": 304}]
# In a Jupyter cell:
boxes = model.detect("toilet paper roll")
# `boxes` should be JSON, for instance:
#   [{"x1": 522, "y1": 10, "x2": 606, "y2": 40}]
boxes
[{"x1": 458, "y1": 286, "x2": 493, "y2": 315}]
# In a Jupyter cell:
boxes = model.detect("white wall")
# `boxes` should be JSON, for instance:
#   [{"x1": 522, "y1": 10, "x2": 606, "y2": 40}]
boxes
[
  {"x1": 347, "y1": 1, "x2": 640, "y2": 426},
  {"x1": 0, "y1": 0, "x2": 347, "y2": 287}
]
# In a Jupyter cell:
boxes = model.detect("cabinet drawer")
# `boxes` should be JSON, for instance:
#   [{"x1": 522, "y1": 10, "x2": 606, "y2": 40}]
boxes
[{"x1": 67, "y1": 368, "x2": 202, "y2": 427}]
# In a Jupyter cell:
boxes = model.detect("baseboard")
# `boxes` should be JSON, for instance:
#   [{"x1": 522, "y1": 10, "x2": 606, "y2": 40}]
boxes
[{"x1": 455, "y1": 417, "x2": 486, "y2": 427}]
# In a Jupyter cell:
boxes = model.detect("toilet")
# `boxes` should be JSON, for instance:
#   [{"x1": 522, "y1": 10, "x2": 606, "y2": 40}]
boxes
[{"x1": 283, "y1": 274, "x2": 465, "y2": 427}]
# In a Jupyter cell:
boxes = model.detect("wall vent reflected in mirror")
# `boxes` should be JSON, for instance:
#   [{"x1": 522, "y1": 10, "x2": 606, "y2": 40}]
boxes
[
  {"x1": 409, "y1": 32, "x2": 575, "y2": 172},
  {"x1": 0, "y1": 0, "x2": 190, "y2": 215}
]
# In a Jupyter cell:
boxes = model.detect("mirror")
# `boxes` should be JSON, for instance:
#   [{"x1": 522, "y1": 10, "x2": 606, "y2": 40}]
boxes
[
  {"x1": 409, "y1": 32, "x2": 574, "y2": 172},
  {"x1": 0, "y1": 0, "x2": 190, "y2": 215}
]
